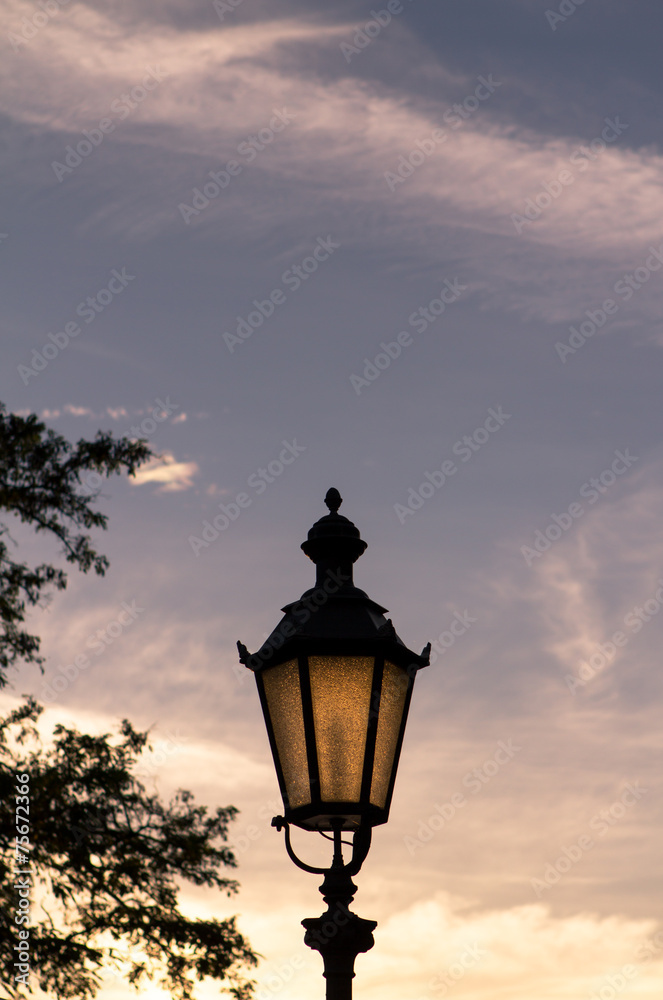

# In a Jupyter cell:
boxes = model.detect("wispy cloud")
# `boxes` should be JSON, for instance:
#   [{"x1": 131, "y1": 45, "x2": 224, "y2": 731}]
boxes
[{"x1": 131, "y1": 451, "x2": 198, "y2": 492}]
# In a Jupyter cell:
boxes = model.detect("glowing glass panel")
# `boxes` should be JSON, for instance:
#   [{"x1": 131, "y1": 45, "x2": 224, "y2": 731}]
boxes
[
  {"x1": 262, "y1": 659, "x2": 311, "y2": 809},
  {"x1": 308, "y1": 656, "x2": 374, "y2": 803},
  {"x1": 370, "y1": 661, "x2": 409, "y2": 809}
]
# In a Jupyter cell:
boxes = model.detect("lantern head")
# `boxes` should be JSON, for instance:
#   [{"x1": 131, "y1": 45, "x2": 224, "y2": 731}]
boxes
[{"x1": 238, "y1": 489, "x2": 430, "y2": 832}]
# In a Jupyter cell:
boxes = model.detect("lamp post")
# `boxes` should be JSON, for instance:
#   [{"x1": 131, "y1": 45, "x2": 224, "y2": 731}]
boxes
[{"x1": 237, "y1": 488, "x2": 430, "y2": 1000}]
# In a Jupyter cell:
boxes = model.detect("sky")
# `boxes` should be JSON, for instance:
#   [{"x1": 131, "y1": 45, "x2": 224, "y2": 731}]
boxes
[{"x1": 2, "y1": 0, "x2": 663, "y2": 997}]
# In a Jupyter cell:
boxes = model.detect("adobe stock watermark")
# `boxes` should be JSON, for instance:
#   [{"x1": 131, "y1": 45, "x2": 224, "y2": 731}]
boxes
[
  {"x1": 394, "y1": 406, "x2": 511, "y2": 524},
  {"x1": 350, "y1": 278, "x2": 466, "y2": 394},
  {"x1": 40, "y1": 600, "x2": 144, "y2": 701},
  {"x1": 213, "y1": 0, "x2": 244, "y2": 22},
  {"x1": 17, "y1": 268, "x2": 136, "y2": 385},
  {"x1": 223, "y1": 236, "x2": 340, "y2": 353},
  {"x1": 51, "y1": 67, "x2": 168, "y2": 182},
  {"x1": 415, "y1": 943, "x2": 488, "y2": 999},
  {"x1": 13, "y1": 769, "x2": 33, "y2": 990},
  {"x1": 546, "y1": 0, "x2": 587, "y2": 31},
  {"x1": 511, "y1": 116, "x2": 628, "y2": 234},
  {"x1": 339, "y1": 1, "x2": 409, "y2": 62},
  {"x1": 405, "y1": 739, "x2": 521, "y2": 855},
  {"x1": 531, "y1": 782, "x2": 647, "y2": 897},
  {"x1": 586, "y1": 930, "x2": 663, "y2": 1000},
  {"x1": 429, "y1": 610, "x2": 477, "y2": 664},
  {"x1": 128, "y1": 396, "x2": 180, "y2": 439},
  {"x1": 75, "y1": 398, "x2": 179, "y2": 497},
  {"x1": 188, "y1": 439, "x2": 306, "y2": 555},
  {"x1": 636, "y1": 930, "x2": 663, "y2": 968},
  {"x1": 589, "y1": 966, "x2": 637, "y2": 1000},
  {"x1": 302, "y1": 893, "x2": 384, "y2": 954},
  {"x1": 178, "y1": 108, "x2": 296, "y2": 224},
  {"x1": 566, "y1": 578, "x2": 663, "y2": 694},
  {"x1": 8, "y1": 0, "x2": 70, "y2": 52},
  {"x1": 555, "y1": 241, "x2": 663, "y2": 363},
  {"x1": 254, "y1": 953, "x2": 305, "y2": 1000},
  {"x1": 229, "y1": 794, "x2": 291, "y2": 857},
  {"x1": 235, "y1": 570, "x2": 350, "y2": 678},
  {"x1": 134, "y1": 727, "x2": 189, "y2": 782},
  {"x1": 384, "y1": 75, "x2": 501, "y2": 192},
  {"x1": 520, "y1": 449, "x2": 638, "y2": 566}
]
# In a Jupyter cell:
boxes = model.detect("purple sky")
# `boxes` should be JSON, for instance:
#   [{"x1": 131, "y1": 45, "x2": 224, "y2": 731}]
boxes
[{"x1": 2, "y1": 1, "x2": 663, "y2": 997}]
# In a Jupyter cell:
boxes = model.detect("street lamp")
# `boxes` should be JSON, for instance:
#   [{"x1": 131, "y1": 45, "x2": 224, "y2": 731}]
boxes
[{"x1": 237, "y1": 488, "x2": 430, "y2": 1000}]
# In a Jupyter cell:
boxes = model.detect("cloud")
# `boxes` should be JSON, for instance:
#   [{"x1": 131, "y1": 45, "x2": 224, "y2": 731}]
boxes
[
  {"x1": 5, "y1": 0, "x2": 663, "y2": 268},
  {"x1": 361, "y1": 893, "x2": 663, "y2": 1000},
  {"x1": 229, "y1": 889, "x2": 663, "y2": 1000},
  {"x1": 511, "y1": 454, "x2": 663, "y2": 697},
  {"x1": 4, "y1": 0, "x2": 663, "y2": 355},
  {"x1": 64, "y1": 403, "x2": 95, "y2": 417},
  {"x1": 36, "y1": 404, "x2": 151, "y2": 421},
  {"x1": 131, "y1": 451, "x2": 198, "y2": 491},
  {"x1": 3, "y1": 0, "x2": 663, "y2": 344}
]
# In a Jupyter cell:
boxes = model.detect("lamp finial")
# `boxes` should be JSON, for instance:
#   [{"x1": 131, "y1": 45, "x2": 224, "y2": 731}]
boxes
[{"x1": 324, "y1": 488, "x2": 343, "y2": 514}]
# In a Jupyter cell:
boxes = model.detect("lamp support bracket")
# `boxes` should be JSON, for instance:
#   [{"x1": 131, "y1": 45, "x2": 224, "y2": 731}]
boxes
[
  {"x1": 272, "y1": 817, "x2": 376, "y2": 1000},
  {"x1": 271, "y1": 816, "x2": 372, "y2": 876}
]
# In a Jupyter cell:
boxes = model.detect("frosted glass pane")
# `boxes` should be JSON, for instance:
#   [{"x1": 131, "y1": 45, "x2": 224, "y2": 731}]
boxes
[
  {"x1": 262, "y1": 660, "x2": 311, "y2": 810},
  {"x1": 308, "y1": 656, "x2": 374, "y2": 803},
  {"x1": 370, "y1": 661, "x2": 408, "y2": 809}
]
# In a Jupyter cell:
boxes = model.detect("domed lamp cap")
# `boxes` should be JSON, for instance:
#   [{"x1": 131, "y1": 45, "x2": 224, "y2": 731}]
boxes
[{"x1": 301, "y1": 488, "x2": 367, "y2": 572}]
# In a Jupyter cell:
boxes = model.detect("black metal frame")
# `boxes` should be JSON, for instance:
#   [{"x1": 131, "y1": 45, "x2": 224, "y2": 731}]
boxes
[
  {"x1": 237, "y1": 489, "x2": 431, "y2": 1000},
  {"x1": 272, "y1": 817, "x2": 377, "y2": 1000}
]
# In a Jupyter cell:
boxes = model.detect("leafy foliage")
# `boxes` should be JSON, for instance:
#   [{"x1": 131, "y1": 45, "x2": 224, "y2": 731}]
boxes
[
  {"x1": 0, "y1": 404, "x2": 257, "y2": 998},
  {"x1": 0, "y1": 698, "x2": 257, "y2": 999},
  {"x1": 0, "y1": 402, "x2": 152, "y2": 685}
]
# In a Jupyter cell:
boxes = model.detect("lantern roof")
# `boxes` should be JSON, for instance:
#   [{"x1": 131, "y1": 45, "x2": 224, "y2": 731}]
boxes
[{"x1": 238, "y1": 490, "x2": 431, "y2": 673}]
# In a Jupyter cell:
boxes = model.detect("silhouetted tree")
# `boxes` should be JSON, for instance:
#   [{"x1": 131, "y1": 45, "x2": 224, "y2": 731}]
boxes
[{"x1": 0, "y1": 403, "x2": 257, "y2": 998}]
